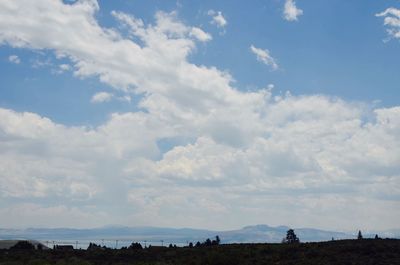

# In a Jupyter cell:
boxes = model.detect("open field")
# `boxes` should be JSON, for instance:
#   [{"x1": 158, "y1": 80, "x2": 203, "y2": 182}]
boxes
[{"x1": 1, "y1": 239, "x2": 399, "y2": 265}]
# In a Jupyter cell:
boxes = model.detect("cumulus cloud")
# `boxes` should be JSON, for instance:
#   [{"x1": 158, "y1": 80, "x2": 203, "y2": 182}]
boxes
[
  {"x1": 0, "y1": 0, "x2": 399, "y2": 230},
  {"x1": 376, "y1": 7, "x2": 400, "y2": 40},
  {"x1": 0, "y1": 1, "x2": 212, "y2": 96},
  {"x1": 1, "y1": 97, "x2": 399, "y2": 230},
  {"x1": 283, "y1": 0, "x2": 303, "y2": 22},
  {"x1": 250, "y1": 45, "x2": 279, "y2": 70},
  {"x1": 208, "y1": 10, "x2": 227, "y2": 29},
  {"x1": 91, "y1": 91, "x2": 114, "y2": 103},
  {"x1": 8, "y1": 54, "x2": 20, "y2": 64}
]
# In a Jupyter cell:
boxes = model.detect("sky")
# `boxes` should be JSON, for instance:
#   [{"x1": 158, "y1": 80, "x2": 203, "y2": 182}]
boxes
[{"x1": 0, "y1": 0, "x2": 399, "y2": 232}]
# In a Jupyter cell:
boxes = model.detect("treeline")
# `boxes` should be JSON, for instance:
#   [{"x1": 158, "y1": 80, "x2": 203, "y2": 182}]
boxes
[
  {"x1": 189, "y1": 235, "x2": 221, "y2": 248},
  {"x1": 3, "y1": 238, "x2": 400, "y2": 265},
  {"x1": 8, "y1": 228, "x2": 383, "y2": 252},
  {"x1": 85, "y1": 236, "x2": 222, "y2": 251},
  {"x1": 8, "y1": 236, "x2": 222, "y2": 252}
]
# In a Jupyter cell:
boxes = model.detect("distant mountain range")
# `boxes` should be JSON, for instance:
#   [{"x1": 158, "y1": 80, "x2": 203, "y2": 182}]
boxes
[{"x1": 1, "y1": 225, "x2": 399, "y2": 244}]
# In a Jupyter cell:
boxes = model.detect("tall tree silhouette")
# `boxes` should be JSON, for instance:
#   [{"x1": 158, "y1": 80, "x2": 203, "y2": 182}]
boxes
[
  {"x1": 216, "y1": 235, "x2": 221, "y2": 245},
  {"x1": 357, "y1": 230, "x2": 363, "y2": 240},
  {"x1": 284, "y1": 229, "x2": 300, "y2": 244}
]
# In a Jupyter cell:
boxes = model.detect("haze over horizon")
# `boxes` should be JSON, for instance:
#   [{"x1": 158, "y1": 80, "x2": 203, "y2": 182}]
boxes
[{"x1": 0, "y1": 0, "x2": 399, "y2": 232}]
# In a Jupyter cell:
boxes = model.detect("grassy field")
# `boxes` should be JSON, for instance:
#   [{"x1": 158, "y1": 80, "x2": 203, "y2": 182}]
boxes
[{"x1": 0, "y1": 239, "x2": 399, "y2": 265}]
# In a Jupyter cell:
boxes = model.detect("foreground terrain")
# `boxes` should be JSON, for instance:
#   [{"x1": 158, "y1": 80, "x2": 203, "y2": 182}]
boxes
[{"x1": 1, "y1": 239, "x2": 399, "y2": 265}]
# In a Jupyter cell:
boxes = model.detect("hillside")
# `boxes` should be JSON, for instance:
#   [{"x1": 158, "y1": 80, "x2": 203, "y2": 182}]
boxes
[{"x1": 0, "y1": 239, "x2": 399, "y2": 265}]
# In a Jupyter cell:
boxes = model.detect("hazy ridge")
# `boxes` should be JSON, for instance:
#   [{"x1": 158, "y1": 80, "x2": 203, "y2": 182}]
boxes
[{"x1": 1, "y1": 225, "x2": 399, "y2": 243}]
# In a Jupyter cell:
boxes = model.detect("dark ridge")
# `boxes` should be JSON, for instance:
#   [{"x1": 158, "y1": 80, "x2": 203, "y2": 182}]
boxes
[{"x1": 1, "y1": 239, "x2": 399, "y2": 265}]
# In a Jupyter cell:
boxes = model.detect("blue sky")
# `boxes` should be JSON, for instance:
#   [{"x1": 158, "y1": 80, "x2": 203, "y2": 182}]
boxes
[
  {"x1": 2, "y1": 0, "x2": 399, "y2": 126},
  {"x1": 0, "y1": 0, "x2": 399, "y2": 231}
]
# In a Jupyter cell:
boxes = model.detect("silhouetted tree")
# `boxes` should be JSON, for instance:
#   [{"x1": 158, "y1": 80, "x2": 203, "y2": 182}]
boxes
[
  {"x1": 357, "y1": 230, "x2": 363, "y2": 240},
  {"x1": 211, "y1": 236, "x2": 221, "y2": 246},
  {"x1": 87, "y1": 242, "x2": 102, "y2": 250},
  {"x1": 284, "y1": 229, "x2": 300, "y2": 244},
  {"x1": 128, "y1": 242, "x2": 143, "y2": 250},
  {"x1": 168, "y1": 243, "x2": 173, "y2": 248},
  {"x1": 375, "y1": 234, "x2": 380, "y2": 239},
  {"x1": 195, "y1": 241, "x2": 201, "y2": 247},
  {"x1": 205, "y1": 238, "x2": 212, "y2": 246},
  {"x1": 188, "y1": 242, "x2": 193, "y2": 248}
]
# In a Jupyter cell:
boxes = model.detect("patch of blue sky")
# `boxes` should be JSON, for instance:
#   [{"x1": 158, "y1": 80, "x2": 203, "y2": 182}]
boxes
[{"x1": 0, "y1": 47, "x2": 142, "y2": 127}]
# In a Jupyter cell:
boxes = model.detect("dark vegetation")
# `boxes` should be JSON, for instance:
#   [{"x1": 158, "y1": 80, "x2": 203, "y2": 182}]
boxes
[
  {"x1": 1, "y1": 237, "x2": 400, "y2": 265},
  {"x1": 9, "y1": 241, "x2": 36, "y2": 251},
  {"x1": 282, "y1": 229, "x2": 300, "y2": 244}
]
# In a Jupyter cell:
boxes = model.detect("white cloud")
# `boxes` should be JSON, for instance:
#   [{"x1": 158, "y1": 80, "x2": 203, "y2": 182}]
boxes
[
  {"x1": 0, "y1": 0, "x2": 399, "y2": 231},
  {"x1": 52, "y1": 63, "x2": 71, "y2": 74},
  {"x1": 376, "y1": 7, "x2": 400, "y2": 40},
  {"x1": 0, "y1": 96, "x2": 399, "y2": 230},
  {"x1": 59, "y1": 63, "x2": 71, "y2": 72},
  {"x1": 91, "y1": 91, "x2": 113, "y2": 103},
  {"x1": 8, "y1": 54, "x2": 20, "y2": 64},
  {"x1": 250, "y1": 45, "x2": 279, "y2": 70},
  {"x1": 283, "y1": 0, "x2": 303, "y2": 22},
  {"x1": 2, "y1": 96, "x2": 399, "y2": 230},
  {"x1": 190, "y1": 27, "x2": 212, "y2": 42},
  {"x1": 31, "y1": 58, "x2": 52, "y2": 69},
  {"x1": 91, "y1": 92, "x2": 131, "y2": 103},
  {"x1": 208, "y1": 10, "x2": 227, "y2": 29}
]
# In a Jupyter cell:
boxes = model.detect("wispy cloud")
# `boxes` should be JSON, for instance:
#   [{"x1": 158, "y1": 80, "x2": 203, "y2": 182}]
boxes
[
  {"x1": 59, "y1": 64, "x2": 71, "y2": 72},
  {"x1": 190, "y1": 27, "x2": 212, "y2": 42},
  {"x1": 283, "y1": 0, "x2": 303, "y2": 21},
  {"x1": 91, "y1": 91, "x2": 131, "y2": 103},
  {"x1": 91, "y1": 92, "x2": 113, "y2": 103},
  {"x1": 376, "y1": 7, "x2": 400, "y2": 40},
  {"x1": 52, "y1": 63, "x2": 71, "y2": 75},
  {"x1": 8, "y1": 55, "x2": 20, "y2": 64},
  {"x1": 208, "y1": 10, "x2": 227, "y2": 29},
  {"x1": 250, "y1": 45, "x2": 278, "y2": 70}
]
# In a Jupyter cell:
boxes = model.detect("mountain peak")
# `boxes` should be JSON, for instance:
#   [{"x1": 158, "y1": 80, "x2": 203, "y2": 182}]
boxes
[{"x1": 242, "y1": 225, "x2": 272, "y2": 231}]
